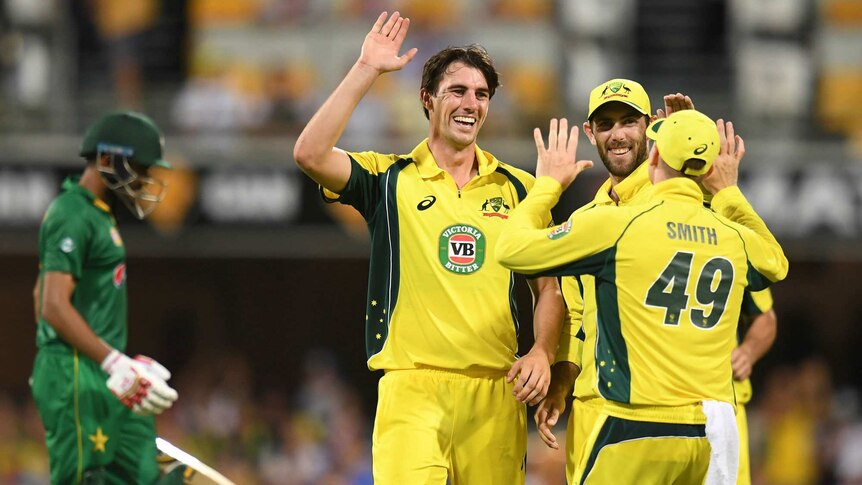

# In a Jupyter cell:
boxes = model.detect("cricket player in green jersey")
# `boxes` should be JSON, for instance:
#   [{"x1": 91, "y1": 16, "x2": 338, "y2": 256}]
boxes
[
  {"x1": 293, "y1": 11, "x2": 565, "y2": 484},
  {"x1": 497, "y1": 111, "x2": 789, "y2": 484},
  {"x1": 31, "y1": 111, "x2": 182, "y2": 484}
]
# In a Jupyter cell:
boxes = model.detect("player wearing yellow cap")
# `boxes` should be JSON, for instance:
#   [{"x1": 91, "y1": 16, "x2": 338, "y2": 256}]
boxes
[
  {"x1": 497, "y1": 111, "x2": 788, "y2": 484},
  {"x1": 534, "y1": 80, "x2": 779, "y2": 484}
]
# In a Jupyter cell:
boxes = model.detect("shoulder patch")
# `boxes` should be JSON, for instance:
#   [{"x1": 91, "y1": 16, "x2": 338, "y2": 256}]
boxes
[{"x1": 60, "y1": 237, "x2": 75, "y2": 253}]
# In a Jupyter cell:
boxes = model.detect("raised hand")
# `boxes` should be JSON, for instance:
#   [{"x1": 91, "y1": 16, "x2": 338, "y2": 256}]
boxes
[
  {"x1": 534, "y1": 118, "x2": 593, "y2": 190},
  {"x1": 701, "y1": 119, "x2": 745, "y2": 195},
  {"x1": 358, "y1": 12, "x2": 419, "y2": 74},
  {"x1": 656, "y1": 92, "x2": 695, "y2": 119}
]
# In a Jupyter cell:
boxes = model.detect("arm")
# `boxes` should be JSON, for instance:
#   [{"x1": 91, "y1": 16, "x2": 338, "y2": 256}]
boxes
[
  {"x1": 733, "y1": 308, "x2": 777, "y2": 381},
  {"x1": 701, "y1": 120, "x2": 788, "y2": 284},
  {"x1": 508, "y1": 276, "x2": 565, "y2": 405},
  {"x1": 497, "y1": 119, "x2": 617, "y2": 275},
  {"x1": 292, "y1": 11, "x2": 417, "y2": 192},
  {"x1": 40, "y1": 271, "x2": 178, "y2": 415},
  {"x1": 41, "y1": 272, "x2": 112, "y2": 363}
]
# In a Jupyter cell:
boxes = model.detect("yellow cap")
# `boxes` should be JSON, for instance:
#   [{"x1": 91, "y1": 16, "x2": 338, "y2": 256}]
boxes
[
  {"x1": 646, "y1": 110, "x2": 720, "y2": 176},
  {"x1": 587, "y1": 79, "x2": 651, "y2": 120}
]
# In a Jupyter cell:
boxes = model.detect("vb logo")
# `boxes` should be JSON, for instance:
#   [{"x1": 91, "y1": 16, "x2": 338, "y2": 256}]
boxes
[{"x1": 439, "y1": 224, "x2": 485, "y2": 274}]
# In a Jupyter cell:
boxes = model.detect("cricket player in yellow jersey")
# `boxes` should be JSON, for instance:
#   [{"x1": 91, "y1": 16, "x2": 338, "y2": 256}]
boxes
[
  {"x1": 496, "y1": 111, "x2": 789, "y2": 484},
  {"x1": 292, "y1": 11, "x2": 564, "y2": 484},
  {"x1": 533, "y1": 79, "x2": 702, "y2": 478},
  {"x1": 733, "y1": 289, "x2": 778, "y2": 485},
  {"x1": 534, "y1": 80, "x2": 781, "y2": 485}
]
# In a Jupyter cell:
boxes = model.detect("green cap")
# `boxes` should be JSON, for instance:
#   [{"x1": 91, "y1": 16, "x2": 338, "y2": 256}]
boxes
[{"x1": 79, "y1": 111, "x2": 171, "y2": 168}]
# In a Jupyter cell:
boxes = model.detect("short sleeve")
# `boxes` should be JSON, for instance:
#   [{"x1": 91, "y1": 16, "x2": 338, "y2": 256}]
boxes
[{"x1": 41, "y1": 209, "x2": 89, "y2": 279}]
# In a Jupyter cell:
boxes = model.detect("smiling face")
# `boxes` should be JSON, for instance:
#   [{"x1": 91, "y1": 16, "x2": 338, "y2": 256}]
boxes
[
  {"x1": 422, "y1": 61, "x2": 491, "y2": 150},
  {"x1": 583, "y1": 102, "x2": 650, "y2": 181}
]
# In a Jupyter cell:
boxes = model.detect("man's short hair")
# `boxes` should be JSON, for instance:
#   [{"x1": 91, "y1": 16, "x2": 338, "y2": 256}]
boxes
[{"x1": 420, "y1": 45, "x2": 500, "y2": 119}]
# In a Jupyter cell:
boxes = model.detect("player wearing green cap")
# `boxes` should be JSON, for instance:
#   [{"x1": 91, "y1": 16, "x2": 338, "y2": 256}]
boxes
[
  {"x1": 496, "y1": 111, "x2": 788, "y2": 484},
  {"x1": 31, "y1": 111, "x2": 183, "y2": 484}
]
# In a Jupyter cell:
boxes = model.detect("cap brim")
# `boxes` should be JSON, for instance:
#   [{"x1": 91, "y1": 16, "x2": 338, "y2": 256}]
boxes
[
  {"x1": 153, "y1": 159, "x2": 172, "y2": 169},
  {"x1": 645, "y1": 119, "x2": 664, "y2": 140},
  {"x1": 588, "y1": 99, "x2": 649, "y2": 120}
]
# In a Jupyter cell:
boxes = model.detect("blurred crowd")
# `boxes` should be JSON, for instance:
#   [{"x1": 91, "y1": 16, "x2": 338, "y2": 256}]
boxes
[{"x1": 2, "y1": 351, "x2": 861, "y2": 485}]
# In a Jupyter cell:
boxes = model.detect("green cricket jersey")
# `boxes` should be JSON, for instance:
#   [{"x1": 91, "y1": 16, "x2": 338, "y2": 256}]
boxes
[
  {"x1": 37, "y1": 177, "x2": 127, "y2": 351},
  {"x1": 497, "y1": 177, "x2": 788, "y2": 415}
]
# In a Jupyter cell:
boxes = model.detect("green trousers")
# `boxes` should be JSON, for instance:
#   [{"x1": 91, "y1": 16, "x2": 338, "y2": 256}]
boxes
[{"x1": 31, "y1": 345, "x2": 160, "y2": 484}]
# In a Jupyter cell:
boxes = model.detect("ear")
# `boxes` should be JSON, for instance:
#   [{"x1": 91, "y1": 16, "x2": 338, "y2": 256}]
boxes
[
  {"x1": 582, "y1": 121, "x2": 597, "y2": 146},
  {"x1": 420, "y1": 89, "x2": 433, "y2": 112}
]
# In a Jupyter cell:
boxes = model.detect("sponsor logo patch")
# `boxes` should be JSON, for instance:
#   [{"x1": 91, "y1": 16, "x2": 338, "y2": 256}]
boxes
[
  {"x1": 547, "y1": 220, "x2": 573, "y2": 240},
  {"x1": 113, "y1": 263, "x2": 126, "y2": 288},
  {"x1": 60, "y1": 237, "x2": 75, "y2": 253},
  {"x1": 110, "y1": 227, "x2": 123, "y2": 247},
  {"x1": 417, "y1": 195, "x2": 436, "y2": 211},
  {"x1": 438, "y1": 224, "x2": 485, "y2": 274}
]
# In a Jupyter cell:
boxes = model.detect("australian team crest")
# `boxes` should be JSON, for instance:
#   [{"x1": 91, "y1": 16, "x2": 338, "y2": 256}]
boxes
[
  {"x1": 601, "y1": 80, "x2": 631, "y2": 97},
  {"x1": 439, "y1": 224, "x2": 486, "y2": 274},
  {"x1": 480, "y1": 197, "x2": 510, "y2": 219}
]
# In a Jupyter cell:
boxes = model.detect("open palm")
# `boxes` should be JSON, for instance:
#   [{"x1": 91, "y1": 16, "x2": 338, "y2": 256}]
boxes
[{"x1": 359, "y1": 12, "x2": 418, "y2": 74}]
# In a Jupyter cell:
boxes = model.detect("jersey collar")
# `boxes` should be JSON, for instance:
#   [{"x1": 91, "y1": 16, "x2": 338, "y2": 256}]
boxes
[
  {"x1": 62, "y1": 176, "x2": 112, "y2": 214},
  {"x1": 409, "y1": 139, "x2": 500, "y2": 179},
  {"x1": 592, "y1": 160, "x2": 651, "y2": 205},
  {"x1": 649, "y1": 177, "x2": 705, "y2": 204}
]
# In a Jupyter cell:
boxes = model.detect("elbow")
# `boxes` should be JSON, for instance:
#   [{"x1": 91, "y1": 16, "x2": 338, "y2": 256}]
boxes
[
  {"x1": 41, "y1": 298, "x2": 62, "y2": 327},
  {"x1": 292, "y1": 136, "x2": 322, "y2": 173},
  {"x1": 494, "y1": 237, "x2": 517, "y2": 270}
]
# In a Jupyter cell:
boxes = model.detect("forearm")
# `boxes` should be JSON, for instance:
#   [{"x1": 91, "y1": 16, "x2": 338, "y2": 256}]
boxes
[
  {"x1": 293, "y1": 61, "x2": 379, "y2": 186},
  {"x1": 712, "y1": 186, "x2": 788, "y2": 282},
  {"x1": 739, "y1": 309, "x2": 777, "y2": 363},
  {"x1": 42, "y1": 301, "x2": 112, "y2": 363},
  {"x1": 530, "y1": 278, "x2": 565, "y2": 360},
  {"x1": 548, "y1": 361, "x2": 580, "y2": 397},
  {"x1": 496, "y1": 178, "x2": 566, "y2": 273}
]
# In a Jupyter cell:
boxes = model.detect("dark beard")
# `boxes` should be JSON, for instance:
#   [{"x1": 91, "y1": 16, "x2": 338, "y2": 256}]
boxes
[{"x1": 599, "y1": 142, "x2": 648, "y2": 179}]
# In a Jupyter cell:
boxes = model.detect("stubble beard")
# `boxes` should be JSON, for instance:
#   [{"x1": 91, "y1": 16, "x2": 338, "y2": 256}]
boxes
[{"x1": 599, "y1": 141, "x2": 648, "y2": 180}]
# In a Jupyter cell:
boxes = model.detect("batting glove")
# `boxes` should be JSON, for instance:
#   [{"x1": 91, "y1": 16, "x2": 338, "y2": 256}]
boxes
[{"x1": 101, "y1": 350, "x2": 179, "y2": 416}]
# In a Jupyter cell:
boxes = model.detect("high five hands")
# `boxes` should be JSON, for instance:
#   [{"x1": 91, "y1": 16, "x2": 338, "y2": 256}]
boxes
[
  {"x1": 534, "y1": 118, "x2": 594, "y2": 190},
  {"x1": 359, "y1": 12, "x2": 418, "y2": 74}
]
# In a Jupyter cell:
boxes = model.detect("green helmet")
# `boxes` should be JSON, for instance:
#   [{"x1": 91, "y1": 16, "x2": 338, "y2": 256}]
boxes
[{"x1": 80, "y1": 111, "x2": 171, "y2": 168}]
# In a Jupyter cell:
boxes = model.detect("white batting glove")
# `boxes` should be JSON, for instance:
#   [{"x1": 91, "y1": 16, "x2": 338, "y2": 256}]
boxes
[{"x1": 101, "y1": 350, "x2": 179, "y2": 416}]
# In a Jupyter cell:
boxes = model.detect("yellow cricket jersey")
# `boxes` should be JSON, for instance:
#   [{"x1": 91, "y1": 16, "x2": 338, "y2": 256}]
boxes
[
  {"x1": 328, "y1": 139, "x2": 548, "y2": 372},
  {"x1": 736, "y1": 288, "x2": 774, "y2": 404},
  {"x1": 557, "y1": 162, "x2": 653, "y2": 405},
  {"x1": 497, "y1": 177, "x2": 788, "y2": 413}
]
